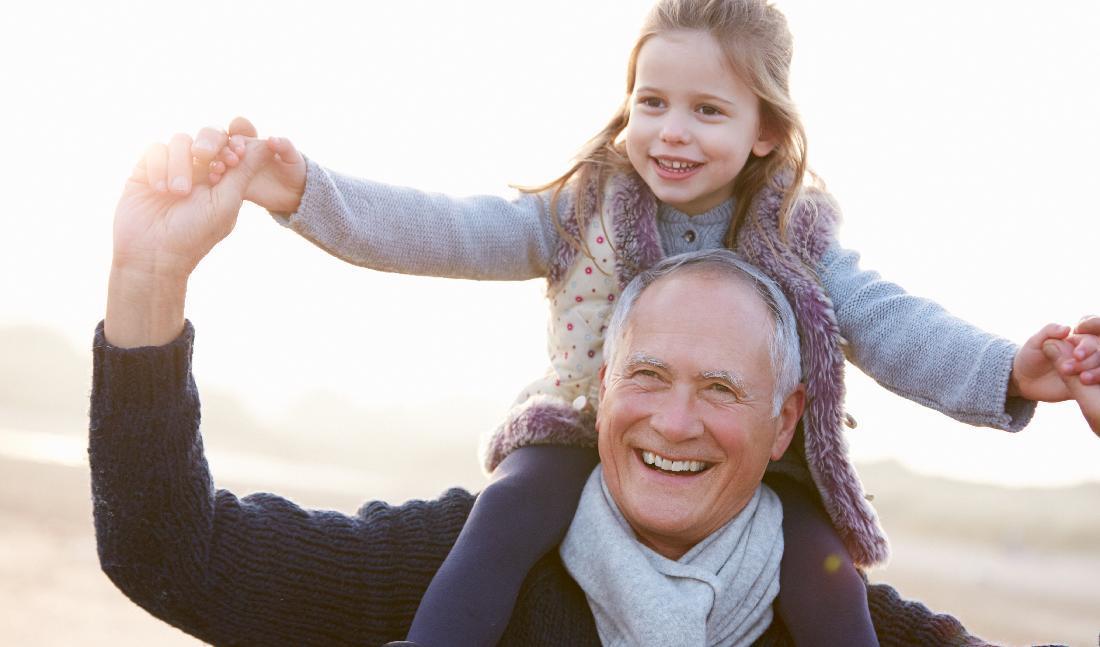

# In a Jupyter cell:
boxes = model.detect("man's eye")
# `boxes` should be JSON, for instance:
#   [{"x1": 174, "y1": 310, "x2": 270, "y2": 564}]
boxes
[
  {"x1": 706, "y1": 383, "x2": 736, "y2": 396},
  {"x1": 633, "y1": 369, "x2": 661, "y2": 380}
]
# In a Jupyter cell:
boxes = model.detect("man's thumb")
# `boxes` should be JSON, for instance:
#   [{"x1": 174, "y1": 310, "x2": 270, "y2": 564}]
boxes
[
  {"x1": 228, "y1": 116, "x2": 259, "y2": 138},
  {"x1": 214, "y1": 139, "x2": 274, "y2": 202}
]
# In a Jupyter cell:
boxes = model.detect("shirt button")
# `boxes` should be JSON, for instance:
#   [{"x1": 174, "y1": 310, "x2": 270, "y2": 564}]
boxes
[{"x1": 683, "y1": 229, "x2": 696, "y2": 244}]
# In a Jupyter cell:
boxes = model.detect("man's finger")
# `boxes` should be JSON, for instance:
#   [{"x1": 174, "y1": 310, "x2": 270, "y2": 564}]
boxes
[
  {"x1": 1075, "y1": 315, "x2": 1100, "y2": 336},
  {"x1": 192, "y1": 127, "x2": 229, "y2": 167},
  {"x1": 142, "y1": 143, "x2": 168, "y2": 192},
  {"x1": 213, "y1": 137, "x2": 274, "y2": 202},
  {"x1": 167, "y1": 133, "x2": 193, "y2": 195},
  {"x1": 1071, "y1": 333, "x2": 1100, "y2": 360},
  {"x1": 228, "y1": 116, "x2": 258, "y2": 138}
]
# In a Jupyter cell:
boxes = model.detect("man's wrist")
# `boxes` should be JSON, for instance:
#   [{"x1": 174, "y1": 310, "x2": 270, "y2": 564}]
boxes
[{"x1": 104, "y1": 264, "x2": 189, "y2": 348}]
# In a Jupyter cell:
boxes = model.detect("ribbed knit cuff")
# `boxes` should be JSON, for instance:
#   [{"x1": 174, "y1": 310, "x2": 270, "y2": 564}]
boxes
[
  {"x1": 269, "y1": 155, "x2": 322, "y2": 228},
  {"x1": 986, "y1": 339, "x2": 1036, "y2": 433},
  {"x1": 90, "y1": 319, "x2": 196, "y2": 424}
]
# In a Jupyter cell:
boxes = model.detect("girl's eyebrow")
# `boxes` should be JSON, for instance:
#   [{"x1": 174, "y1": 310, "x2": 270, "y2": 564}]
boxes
[
  {"x1": 695, "y1": 92, "x2": 736, "y2": 107},
  {"x1": 633, "y1": 86, "x2": 737, "y2": 108}
]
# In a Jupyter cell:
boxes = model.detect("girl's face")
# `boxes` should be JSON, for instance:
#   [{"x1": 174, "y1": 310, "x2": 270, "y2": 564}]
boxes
[{"x1": 624, "y1": 30, "x2": 775, "y2": 215}]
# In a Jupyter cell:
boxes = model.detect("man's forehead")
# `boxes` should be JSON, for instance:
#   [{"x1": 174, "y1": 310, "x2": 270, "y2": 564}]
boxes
[{"x1": 616, "y1": 272, "x2": 774, "y2": 374}]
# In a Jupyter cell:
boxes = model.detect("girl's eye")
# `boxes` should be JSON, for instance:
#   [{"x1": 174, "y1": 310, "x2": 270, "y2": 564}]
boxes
[
  {"x1": 638, "y1": 97, "x2": 665, "y2": 109},
  {"x1": 698, "y1": 105, "x2": 723, "y2": 117}
]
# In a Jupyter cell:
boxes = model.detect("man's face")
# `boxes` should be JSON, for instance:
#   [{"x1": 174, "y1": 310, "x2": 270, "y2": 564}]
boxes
[{"x1": 597, "y1": 271, "x2": 801, "y2": 559}]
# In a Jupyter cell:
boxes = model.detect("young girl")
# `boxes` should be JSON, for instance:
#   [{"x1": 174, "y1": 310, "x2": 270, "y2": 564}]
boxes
[{"x1": 193, "y1": 0, "x2": 1092, "y2": 643}]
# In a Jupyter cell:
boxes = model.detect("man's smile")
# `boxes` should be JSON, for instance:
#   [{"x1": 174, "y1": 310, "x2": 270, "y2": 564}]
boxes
[{"x1": 639, "y1": 449, "x2": 713, "y2": 474}]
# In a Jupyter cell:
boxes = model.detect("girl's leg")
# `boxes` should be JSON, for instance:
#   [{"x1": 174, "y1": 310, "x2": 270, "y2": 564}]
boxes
[
  {"x1": 768, "y1": 475, "x2": 879, "y2": 647},
  {"x1": 406, "y1": 444, "x2": 599, "y2": 647}
]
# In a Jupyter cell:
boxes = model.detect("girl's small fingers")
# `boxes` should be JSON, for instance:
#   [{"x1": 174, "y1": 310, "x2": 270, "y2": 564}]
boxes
[
  {"x1": 192, "y1": 127, "x2": 228, "y2": 166},
  {"x1": 208, "y1": 171, "x2": 223, "y2": 185},
  {"x1": 167, "y1": 133, "x2": 194, "y2": 194},
  {"x1": 209, "y1": 159, "x2": 226, "y2": 175},
  {"x1": 219, "y1": 146, "x2": 240, "y2": 167},
  {"x1": 144, "y1": 143, "x2": 169, "y2": 193},
  {"x1": 229, "y1": 134, "x2": 247, "y2": 157}
]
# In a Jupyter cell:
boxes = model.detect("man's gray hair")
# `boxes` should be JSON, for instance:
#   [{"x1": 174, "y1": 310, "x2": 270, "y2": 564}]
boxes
[{"x1": 603, "y1": 250, "x2": 802, "y2": 415}]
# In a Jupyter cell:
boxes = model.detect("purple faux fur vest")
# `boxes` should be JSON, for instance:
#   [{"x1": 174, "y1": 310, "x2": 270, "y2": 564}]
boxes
[{"x1": 488, "y1": 172, "x2": 889, "y2": 568}]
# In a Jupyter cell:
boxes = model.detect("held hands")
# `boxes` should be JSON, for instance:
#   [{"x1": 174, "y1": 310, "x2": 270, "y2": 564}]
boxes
[
  {"x1": 1010, "y1": 317, "x2": 1100, "y2": 402},
  {"x1": 1041, "y1": 333, "x2": 1100, "y2": 437},
  {"x1": 105, "y1": 129, "x2": 276, "y2": 347},
  {"x1": 114, "y1": 130, "x2": 275, "y2": 280},
  {"x1": 201, "y1": 116, "x2": 306, "y2": 215}
]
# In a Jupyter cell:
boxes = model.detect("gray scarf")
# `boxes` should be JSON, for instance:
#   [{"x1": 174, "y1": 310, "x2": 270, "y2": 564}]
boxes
[{"x1": 560, "y1": 469, "x2": 784, "y2": 647}]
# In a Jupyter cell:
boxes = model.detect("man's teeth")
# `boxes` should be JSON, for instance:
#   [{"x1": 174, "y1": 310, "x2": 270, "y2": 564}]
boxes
[
  {"x1": 657, "y1": 159, "x2": 700, "y2": 171},
  {"x1": 641, "y1": 450, "x2": 708, "y2": 473}
]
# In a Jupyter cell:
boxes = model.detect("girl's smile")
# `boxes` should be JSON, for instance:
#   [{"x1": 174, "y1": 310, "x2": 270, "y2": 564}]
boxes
[{"x1": 624, "y1": 29, "x2": 776, "y2": 215}]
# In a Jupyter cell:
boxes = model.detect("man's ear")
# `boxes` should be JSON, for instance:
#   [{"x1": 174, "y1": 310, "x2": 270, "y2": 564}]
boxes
[
  {"x1": 595, "y1": 364, "x2": 608, "y2": 430},
  {"x1": 770, "y1": 384, "x2": 804, "y2": 461}
]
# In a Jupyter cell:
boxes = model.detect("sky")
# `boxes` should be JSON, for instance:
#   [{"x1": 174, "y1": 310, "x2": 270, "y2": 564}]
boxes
[{"x1": 2, "y1": 0, "x2": 1099, "y2": 487}]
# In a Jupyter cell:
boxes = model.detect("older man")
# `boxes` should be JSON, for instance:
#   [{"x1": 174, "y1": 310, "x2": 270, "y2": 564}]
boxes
[{"x1": 93, "y1": 136, "x2": 986, "y2": 645}]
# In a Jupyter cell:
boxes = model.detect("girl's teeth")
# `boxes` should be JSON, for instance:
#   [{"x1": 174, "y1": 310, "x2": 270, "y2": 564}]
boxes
[{"x1": 658, "y1": 159, "x2": 700, "y2": 171}]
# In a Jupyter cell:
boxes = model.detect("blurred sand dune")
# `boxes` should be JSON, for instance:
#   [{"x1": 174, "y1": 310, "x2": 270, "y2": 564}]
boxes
[
  {"x1": 2, "y1": 451, "x2": 1098, "y2": 646},
  {"x1": 2, "y1": 323, "x2": 1098, "y2": 645}
]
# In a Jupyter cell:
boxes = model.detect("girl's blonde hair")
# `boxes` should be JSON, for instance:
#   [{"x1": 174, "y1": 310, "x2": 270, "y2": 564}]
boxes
[{"x1": 530, "y1": 0, "x2": 809, "y2": 254}]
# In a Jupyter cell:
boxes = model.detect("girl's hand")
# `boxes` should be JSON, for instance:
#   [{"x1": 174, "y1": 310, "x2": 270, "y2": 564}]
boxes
[
  {"x1": 201, "y1": 116, "x2": 306, "y2": 214},
  {"x1": 1042, "y1": 338, "x2": 1100, "y2": 438},
  {"x1": 1009, "y1": 323, "x2": 1074, "y2": 402}
]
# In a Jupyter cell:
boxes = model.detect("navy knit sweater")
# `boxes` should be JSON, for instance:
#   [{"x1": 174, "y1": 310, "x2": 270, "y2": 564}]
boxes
[{"x1": 89, "y1": 321, "x2": 987, "y2": 646}]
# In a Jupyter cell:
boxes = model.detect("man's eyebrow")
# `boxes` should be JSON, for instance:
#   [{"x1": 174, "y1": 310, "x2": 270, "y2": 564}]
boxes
[
  {"x1": 700, "y1": 369, "x2": 748, "y2": 394},
  {"x1": 623, "y1": 352, "x2": 668, "y2": 371}
]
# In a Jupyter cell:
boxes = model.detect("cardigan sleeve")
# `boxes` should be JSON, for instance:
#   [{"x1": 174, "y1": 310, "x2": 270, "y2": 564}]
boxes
[
  {"x1": 269, "y1": 157, "x2": 564, "y2": 280},
  {"x1": 88, "y1": 321, "x2": 475, "y2": 646},
  {"x1": 818, "y1": 243, "x2": 1036, "y2": 432}
]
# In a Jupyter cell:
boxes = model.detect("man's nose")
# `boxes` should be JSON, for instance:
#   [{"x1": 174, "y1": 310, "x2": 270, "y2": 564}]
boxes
[{"x1": 650, "y1": 386, "x2": 704, "y2": 442}]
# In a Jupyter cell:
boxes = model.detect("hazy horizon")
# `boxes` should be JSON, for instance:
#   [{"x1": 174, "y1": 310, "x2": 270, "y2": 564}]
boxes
[{"x1": 3, "y1": 1, "x2": 1099, "y2": 490}]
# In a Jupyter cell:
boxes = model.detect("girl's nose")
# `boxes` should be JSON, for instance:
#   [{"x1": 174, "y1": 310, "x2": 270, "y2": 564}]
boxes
[{"x1": 659, "y1": 114, "x2": 692, "y2": 145}]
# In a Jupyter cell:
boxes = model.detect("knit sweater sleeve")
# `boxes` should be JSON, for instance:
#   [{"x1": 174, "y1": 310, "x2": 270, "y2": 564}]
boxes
[
  {"x1": 819, "y1": 243, "x2": 1036, "y2": 431},
  {"x1": 88, "y1": 321, "x2": 474, "y2": 646},
  {"x1": 269, "y1": 157, "x2": 563, "y2": 280}
]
